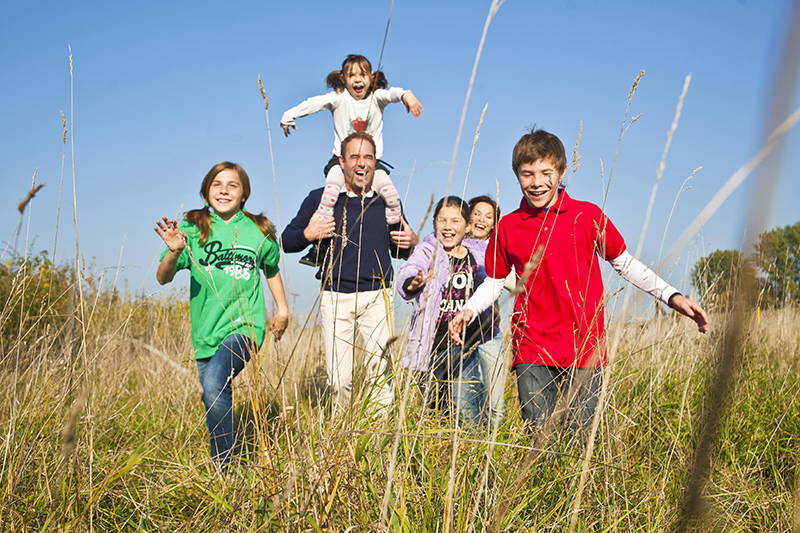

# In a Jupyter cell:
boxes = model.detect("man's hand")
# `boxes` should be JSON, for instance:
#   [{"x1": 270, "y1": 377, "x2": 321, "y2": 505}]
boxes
[
  {"x1": 448, "y1": 310, "x2": 474, "y2": 346},
  {"x1": 390, "y1": 218, "x2": 416, "y2": 249},
  {"x1": 281, "y1": 123, "x2": 296, "y2": 137},
  {"x1": 303, "y1": 214, "x2": 336, "y2": 242},
  {"x1": 670, "y1": 294, "x2": 710, "y2": 333}
]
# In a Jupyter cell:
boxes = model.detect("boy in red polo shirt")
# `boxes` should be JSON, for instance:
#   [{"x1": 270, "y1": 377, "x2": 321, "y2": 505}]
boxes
[{"x1": 450, "y1": 129, "x2": 709, "y2": 433}]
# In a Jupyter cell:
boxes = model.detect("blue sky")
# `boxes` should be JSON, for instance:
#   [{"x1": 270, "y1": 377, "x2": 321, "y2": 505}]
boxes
[{"x1": 2, "y1": 0, "x2": 798, "y2": 317}]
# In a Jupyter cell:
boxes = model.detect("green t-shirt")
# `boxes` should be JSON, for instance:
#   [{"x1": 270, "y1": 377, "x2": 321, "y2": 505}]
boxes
[{"x1": 160, "y1": 210, "x2": 281, "y2": 359}]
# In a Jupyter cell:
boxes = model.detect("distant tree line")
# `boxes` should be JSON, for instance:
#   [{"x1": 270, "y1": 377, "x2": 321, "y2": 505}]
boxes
[{"x1": 692, "y1": 220, "x2": 800, "y2": 309}]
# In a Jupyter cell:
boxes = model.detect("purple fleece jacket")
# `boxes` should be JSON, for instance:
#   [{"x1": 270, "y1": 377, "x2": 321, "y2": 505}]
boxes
[{"x1": 397, "y1": 234, "x2": 500, "y2": 371}]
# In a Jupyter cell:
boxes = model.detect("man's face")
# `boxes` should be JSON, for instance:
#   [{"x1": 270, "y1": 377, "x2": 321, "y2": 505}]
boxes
[
  {"x1": 517, "y1": 158, "x2": 564, "y2": 209},
  {"x1": 339, "y1": 138, "x2": 375, "y2": 195}
]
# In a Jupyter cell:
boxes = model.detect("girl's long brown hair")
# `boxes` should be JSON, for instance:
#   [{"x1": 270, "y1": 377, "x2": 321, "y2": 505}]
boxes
[
  {"x1": 185, "y1": 161, "x2": 276, "y2": 245},
  {"x1": 326, "y1": 54, "x2": 388, "y2": 96}
]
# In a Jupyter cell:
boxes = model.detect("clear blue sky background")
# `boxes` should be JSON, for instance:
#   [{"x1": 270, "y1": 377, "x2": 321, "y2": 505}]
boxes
[{"x1": 2, "y1": 0, "x2": 799, "y2": 317}]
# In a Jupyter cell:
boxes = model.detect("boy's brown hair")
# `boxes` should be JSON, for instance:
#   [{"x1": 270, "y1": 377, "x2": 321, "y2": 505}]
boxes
[{"x1": 512, "y1": 128, "x2": 567, "y2": 177}]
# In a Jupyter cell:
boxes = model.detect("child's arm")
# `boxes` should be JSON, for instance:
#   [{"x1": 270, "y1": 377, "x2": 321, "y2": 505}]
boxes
[
  {"x1": 405, "y1": 269, "x2": 434, "y2": 293},
  {"x1": 609, "y1": 250, "x2": 709, "y2": 332},
  {"x1": 401, "y1": 91, "x2": 423, "y2": 118},
  {"x1": 396, "y1": 238, "x2": 434, "y2": 300},
  {"x1": 281, "y1": 124, "x2": 296, "y2": 137},
  {"x1": 265, "y1": 272, "x2": 290, "y2": 340},
  {"x1": 667, "y1": 294, "x2": 709, "y2": 333},
  {"x1": 280, "y1": 93, "x2": 337, "y2": 137},
  {"x1": 449, "y1": 277, "x2": 505, "y2": 345},
  {"x1": 154, "y1": 217, "x2": 186, "y2": 285}
]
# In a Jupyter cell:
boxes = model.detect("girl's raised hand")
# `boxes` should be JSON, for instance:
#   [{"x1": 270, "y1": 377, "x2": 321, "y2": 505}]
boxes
[
  {"x1": 154, "y1": 217, "x2": 187, "y2": 253},
  {"x1": 401, "y1": 92, "x2": 423, "y2": 118},
  {"x1": 406, "y1": 268, "x2": 434, "y2": 292},
  {"x1": 281, "y1": 123, "x2": 296, "y2": 137}
]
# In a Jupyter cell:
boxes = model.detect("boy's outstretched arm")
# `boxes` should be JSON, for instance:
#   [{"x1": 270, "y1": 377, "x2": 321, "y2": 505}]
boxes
[
  {"x1": 401, "y1": 91, "x2": 423, "y2": 117},
  {"x1": 609, "y1": 250, "x2": 709, "y2": 333},
  {"x1": 668, "y1": 294, "x2": 710, "y2": 333},
  {"x1": 449, "y1": 276, "x2": 506, "y2": 345},
  {"x1": 449, "y1": 310, "x2": 474, "y2": 346}
]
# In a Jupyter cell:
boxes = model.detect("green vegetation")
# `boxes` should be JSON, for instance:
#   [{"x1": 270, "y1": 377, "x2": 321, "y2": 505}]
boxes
[
  {"x1": 756, "y1": 221, "x2": 800, "y2": 306},
  {"x1": 692, "y1": 220, "x2": 800, "y2": 310},
  {"x1": 1, "y1": 253, "x2": 797, "y2": 531}
]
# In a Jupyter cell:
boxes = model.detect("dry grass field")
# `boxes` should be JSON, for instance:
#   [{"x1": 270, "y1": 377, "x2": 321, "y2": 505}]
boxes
[{"x1": 0, "y1": 260, "x2": 798, "y2": 531}]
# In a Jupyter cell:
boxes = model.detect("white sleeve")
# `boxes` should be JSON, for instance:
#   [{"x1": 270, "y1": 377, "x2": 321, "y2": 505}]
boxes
[
  {"x1": 375, "y1": 87, "x2": 408, "y2": 106},
  {"x1": 503, "y1": 267, "x2": 516, "y2": 292},
  {"x1": 280, "y1": 92, "x2": 336, "y2": 126},
  {"x1": 609, "y1": 250, "x2": 679, "y2": 306},
  {"x1": 463, "y1": 277, "x2": 505, "y2": 323}
]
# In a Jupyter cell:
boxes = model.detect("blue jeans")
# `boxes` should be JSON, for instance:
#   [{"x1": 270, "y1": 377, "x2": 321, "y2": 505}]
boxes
[
  {"x1": 477, "y1": 332, "x2": 505, "y2": 428},
  {"x1": 195, "y1": 334, "x2": 254, "y2": 464},
  {"x1": 515, "y1": 363, "x2": 602, "y2": 435},
  {"x1": 425, "y1": 344, "x2": 486, "y2": 427}
]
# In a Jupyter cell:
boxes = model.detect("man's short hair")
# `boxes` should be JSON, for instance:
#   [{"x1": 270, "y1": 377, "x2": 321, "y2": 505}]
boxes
[
  {"x1": 340, "y1": 131, "x2": 377, "y2": 157},
  {"x1": 512, "y1": 128, "x2": 567, "y2": 177}
]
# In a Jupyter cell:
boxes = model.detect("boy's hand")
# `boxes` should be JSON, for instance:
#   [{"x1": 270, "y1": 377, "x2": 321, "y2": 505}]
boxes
[
  {"x1": 401, "y1": 92, "x2": 423, "y2": 118},
  {"x1": 448, "y1": 310, "x2": 474, "y2": 346},
  {"x1": 406, "y1": 268, "x2": 434, "y2": 292},
  {"x1": 281, "y1": 123, "x2": 296, "y2": 137},
  {"x1": 303, "y1": 214, "x2": 335, "y2": 242},
  {"x1": 154, "y1": 217, "x2": 186, "y2": 253},
  {"x1": 271, "y1": 309, "x2": 289, "y2": 340},
  {"x1": 670, "y1": 294, "x2": 709, "y2": 333},
  {"x1": 390, "y1": 219, "x2": 416, "y2": 249}
]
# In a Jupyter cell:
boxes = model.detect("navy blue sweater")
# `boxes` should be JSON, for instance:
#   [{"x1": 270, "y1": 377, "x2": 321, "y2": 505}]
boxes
[{"x1": 282, "y1": 188, "x2": 396, "y2": 293}]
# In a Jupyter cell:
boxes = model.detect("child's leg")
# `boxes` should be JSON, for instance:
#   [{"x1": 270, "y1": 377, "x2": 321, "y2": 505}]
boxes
[
  {"x1": 197, "y1": 334, "x2": 254, "y2": 464},
  {"x1": 452, "y1": 343, "x2": 486, "y2": 428},
  {"x1": 372, "y1": 169, "x2": 402, "y2": 225},
  {"x1": 515, "y1": 363, "x2": 560, "y2": 431},
  {"x1": 318, "y1": 165, "x2": 346, "y2": 219},
  {"x1": 567, "y1": 366, "x2": 603, "y2": 438}
]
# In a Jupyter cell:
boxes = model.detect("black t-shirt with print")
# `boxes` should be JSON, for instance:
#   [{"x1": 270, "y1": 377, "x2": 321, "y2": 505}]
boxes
[{"x1": 432, "y1": 250, "x2": 483, "y2": 351}]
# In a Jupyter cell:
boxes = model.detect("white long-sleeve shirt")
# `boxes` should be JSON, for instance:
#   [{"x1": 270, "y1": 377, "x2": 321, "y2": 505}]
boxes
[
  {"x1": 280, "y1": 87, "x2": 409, "y2": 158},
  {"x1": 463, "y1": 250, "x2": 680, "y2": 321}
]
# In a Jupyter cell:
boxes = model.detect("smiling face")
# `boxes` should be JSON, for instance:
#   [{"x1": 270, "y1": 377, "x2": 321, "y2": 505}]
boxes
[
  {"x1": 469, "y1": 201, "x2": 496, "y2": 241},
  {"x1": 517, "y1": 158, "x2": 564, "y2": 210},
  {"x1": 339, "y1": 136, "x2": 376, "y2": 195},
  {"x1": 207, "y1": 168, "x2": 245, "y2": 222},
  {"x1": 435, "y1": 205, "x2": 471, "y2": 255},
  {"x1": 341, "y1": 64, "x2": 372, "y2": 100}
]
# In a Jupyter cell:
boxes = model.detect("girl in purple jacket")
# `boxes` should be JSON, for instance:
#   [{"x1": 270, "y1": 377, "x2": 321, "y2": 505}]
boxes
[{"x1": 397, "y1": 196, "x2": 499, "y2": 427}]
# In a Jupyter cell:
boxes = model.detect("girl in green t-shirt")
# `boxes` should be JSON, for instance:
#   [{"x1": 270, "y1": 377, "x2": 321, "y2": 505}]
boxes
[{"x1": 155, "y1": 161, "x2": 289, "y2": 467}]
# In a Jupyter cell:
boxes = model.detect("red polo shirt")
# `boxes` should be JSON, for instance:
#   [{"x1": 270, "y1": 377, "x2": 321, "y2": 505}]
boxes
[{"x1": 485, "y1": 191, "x2": 626, "y2": 368}]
